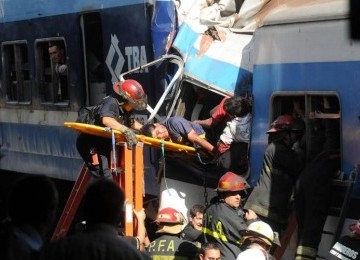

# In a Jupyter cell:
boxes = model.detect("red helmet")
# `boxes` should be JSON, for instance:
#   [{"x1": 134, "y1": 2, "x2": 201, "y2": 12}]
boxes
[
  {"x1": 216, "y1": 172, "x2": 250, "y2": 192},
  {"x1": 113, "y1": 79, "x2": 147, "y2": 111},
  {"x1": 155, "y1": 207, "x2": 184, "y2": 224},
  {"x1": 266, "y1": 115, "x2": 302, "y2": 133},
  {"x1": 349, "y1": 219, "x2": 360, "y2": 236}
]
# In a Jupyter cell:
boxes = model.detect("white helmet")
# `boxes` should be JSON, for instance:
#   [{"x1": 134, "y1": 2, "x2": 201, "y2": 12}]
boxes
[{"x1": 240, "y1": 221, "x2": 280, "y2": 246}]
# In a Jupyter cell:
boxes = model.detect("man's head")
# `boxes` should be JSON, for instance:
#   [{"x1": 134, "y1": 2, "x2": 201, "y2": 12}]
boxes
[
  {"x1": 48, "y1": 43, "x2": 64, "y2": 64},
  {"x1": 199, "y1": 242, "x2": 221, "y2": 260},
  {"x1": 140, "y1": 123, "x2": 169, "y2": 140},
  {"x1": 83, "y1": 179, "x2": 124, "y2": 226},
  {"x1": 189, "y1": 204, "x2": 204, "y2": 231},
  {"x1": 8, "y1": 175, "x2": 59, "y2": 235},
  {"x1": 267, "y1": 115, "x2": 304, "y2": 145},
  {"x1": 224, "y1": 95, "x2": 252, "y2": 117},
  {"x1": 155, "y1": 207, "x2": 184, "y2": 235},
  {"x1": 240, "y1": 221, "x2": 280, "y2": 251},
  {"x1": 113, "y1": 79, "x2": 147, "y2": 111},
  {"x1": 216, "y1": 172, "x2": 250, "y2": 208}
]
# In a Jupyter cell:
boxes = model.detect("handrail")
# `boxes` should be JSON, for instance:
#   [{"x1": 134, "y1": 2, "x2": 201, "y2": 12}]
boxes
[{"x1": 119, "y1": 54, "x2": 184, "y2": 123}]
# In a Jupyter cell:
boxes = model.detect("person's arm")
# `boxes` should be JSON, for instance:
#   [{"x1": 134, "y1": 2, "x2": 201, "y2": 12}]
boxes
[
  {"x1": 133, "y1": 208, "x2": 149, "y2": 251},
  {"x1": 194, "y1": 118, "x2": 213, "y2": 128},
  {"x1": 102, "y1": 116, "x2": 137, "y2": 148},
  {"x1": 187, "y1": 129, "x2": 215, "y2": 154},
  {"x1": 102, "y1": 116, "x2": 127, "y2": 130}
]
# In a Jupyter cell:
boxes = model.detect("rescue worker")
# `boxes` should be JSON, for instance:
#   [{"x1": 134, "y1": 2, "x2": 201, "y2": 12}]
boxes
[
  {"x1": 295, "y1": 96, "x2": 341, "y2": 260},
  {"x1": 0, "y1": 175, "x2": 59, "y2": 260},
  {"x1": 237, "y1": 221, "x2": 280, "y2": 260},
  {"x1": 244, "y1": 115, "x2": 304, "y2": 237},
  {"x1": 199, "y1": 242, "x2": 221, "y2": 260},
  {"x1": 202, "y1": 172, "x2": 258, "y2": 260},
  {"x1": 140, "y1": 116, "x2": 215, "y2": 156},
  {"x1": 329, "y1": 219, "x2": 360, "y2": 260},
  {"x1": 40, "y1": 179, "x2": 147, "y2": 260},
  {"x1": 147, "y1": 207, "x2": 199, "y2": 259},
  {"x1": 215, "y1": 96, "x2": 252, "y2": 176},
  {"x1": 195, "y1": 95, "x2": 252, "y2": 175},
  {"x1": 180, "y1": 204, "x2": 205, "y2": 242},
  {"x1": 76, "y1": 79, "x2": 147, "y2": 178}
]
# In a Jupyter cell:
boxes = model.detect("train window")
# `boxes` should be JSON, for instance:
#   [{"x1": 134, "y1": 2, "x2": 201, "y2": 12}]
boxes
[
  {"x1": 35, "y1": 39, "x2": 69, "y2": 106},
  {"x1": 1, "y1": 41, "x2": 31, "y2": 104},
  {"x1": 271, "y1": 94, "x2": 341, "y2": 163}
]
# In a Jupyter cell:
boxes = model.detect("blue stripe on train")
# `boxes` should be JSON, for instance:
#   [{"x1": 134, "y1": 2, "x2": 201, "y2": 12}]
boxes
[{"x1": 174, "y1": 23, "x2": 252, "y2": 94}]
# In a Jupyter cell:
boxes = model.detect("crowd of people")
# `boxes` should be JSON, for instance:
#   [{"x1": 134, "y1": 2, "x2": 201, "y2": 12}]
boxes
[{"x1": 0, "y1": 78, "x2": 355, "y2": 260}]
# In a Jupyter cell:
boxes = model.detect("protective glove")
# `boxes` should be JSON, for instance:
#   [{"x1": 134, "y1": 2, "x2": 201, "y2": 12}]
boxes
[{"x1": 119, "y1": 125, "x2": 138, "y2": 149}]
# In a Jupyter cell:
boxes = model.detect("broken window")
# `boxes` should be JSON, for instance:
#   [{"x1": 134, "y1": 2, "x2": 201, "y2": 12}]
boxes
[{"x1": 2, "y1": 41, "x2": 31, "y2": 104}]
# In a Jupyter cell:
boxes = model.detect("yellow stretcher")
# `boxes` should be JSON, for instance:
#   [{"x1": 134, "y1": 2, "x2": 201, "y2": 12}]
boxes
[{"x1": 64, "y1": 122, "x2": 197, "y2": 155}]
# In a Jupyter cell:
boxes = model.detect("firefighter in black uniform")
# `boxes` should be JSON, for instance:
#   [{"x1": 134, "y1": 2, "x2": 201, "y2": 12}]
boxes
[
  {"x1": 244, "y1": 115, "x2": 305, "y2": 236},
  {"x1": 147, "y1": 207, "x2": 199, "y2": 259},
  {"x1": 76, "y1": 79, "x2": 147, "y2": 177},
  {"x1": 202, "y1": 172, "x2": 258, "y2": 260},
  {"x1": 295, "y1": 96, "x2": 341, "y2": 260}
]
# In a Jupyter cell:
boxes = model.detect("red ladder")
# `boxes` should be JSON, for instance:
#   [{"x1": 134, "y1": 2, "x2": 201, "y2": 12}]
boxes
[{"x1": 51, "y1": 142, "x2": 144, "y2": 240}]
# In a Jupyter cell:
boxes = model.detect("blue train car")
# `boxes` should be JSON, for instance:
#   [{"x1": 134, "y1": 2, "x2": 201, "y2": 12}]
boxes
[
  {"x1": 250, "y1": 0, "x2": 360, "y2": 195},
  {"x1": 0, "y1": 0, "x2": 161, "y2": 194},
  {"x1": 154, "y1": 1, "x2": 360, "y2": 255}
]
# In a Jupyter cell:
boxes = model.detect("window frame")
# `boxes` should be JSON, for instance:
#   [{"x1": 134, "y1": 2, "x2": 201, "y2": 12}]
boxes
[
  {"x1": 270, "y1": 91, "x2": 342, "y2": 163},
  {"x1": 35, "y1": 37, "x2": 69, "y2": 107},
  {"x1": 1, "y1": 40, "x2": 32, "y2": 105}
]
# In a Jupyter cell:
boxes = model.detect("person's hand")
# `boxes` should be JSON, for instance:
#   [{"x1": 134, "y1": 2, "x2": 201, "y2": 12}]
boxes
[
  {"x1": 245, "y1": 209, "x2": 258, "y2": 220},
  {"x1": 123, "y1": 128, "x2": 138, "y2": 149},
  {"x1": 118, "y1": 125, "x2": 138, "y2": 149},
  {"x1": 134, "y1": 208, "x2": 146, "y2": 222},
  {"x1": 56, "y1": 64, "x2": 68, "y2": 75}
]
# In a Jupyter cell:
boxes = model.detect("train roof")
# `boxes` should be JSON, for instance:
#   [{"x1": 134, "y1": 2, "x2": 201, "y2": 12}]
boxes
[
  {"x1": 0, "y1": 0, "x2": 150, "y2": 23},
  {"x1": 259, "y1": 0, "x2": 348, "y2": 27}
]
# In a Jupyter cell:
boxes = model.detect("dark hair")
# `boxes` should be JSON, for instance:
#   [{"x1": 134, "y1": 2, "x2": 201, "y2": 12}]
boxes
[
  {"x1": 48, "y1": 41, "x2": 64, "y2": 49},
  {"x1": 83, "y1": 179, "x2": 124, "y2": 226},
  {"x1": 139, "y1": 123, "x2": 156, "y2": 137},
  {"x1": 189, "y1": 204, "x2": 204, "y2": 218},
  {"x1": 223, "y1": 96, "x2": 252, "y2": 117},
  {"x1": 8, "y1": 175, "x2": 58, "y2": 226},
  {"x1": 201, "y1": 242, "x2": 221, "y2": 255}
]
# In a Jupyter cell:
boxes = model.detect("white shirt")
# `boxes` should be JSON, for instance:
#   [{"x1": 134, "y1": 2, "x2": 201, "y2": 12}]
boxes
[{"x1": 220, "y1": 113, "x2": 251, "y2": 144}]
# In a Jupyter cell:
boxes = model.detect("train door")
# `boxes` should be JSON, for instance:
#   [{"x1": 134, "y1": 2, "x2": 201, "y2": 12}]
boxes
[
  {"x1": 270, "y1": 93, "x2": 344, "y2": 258},
  {"x1": 80, "y1": 12, "x2": 106, "y2": 106}
]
